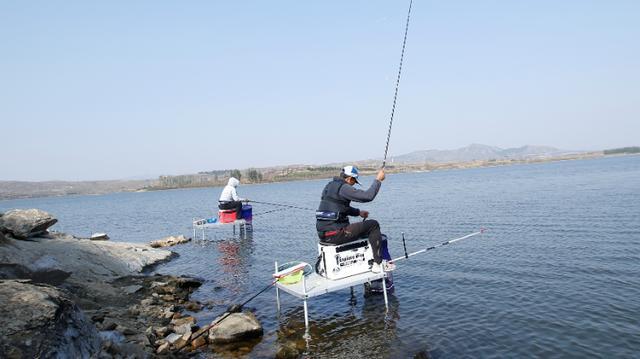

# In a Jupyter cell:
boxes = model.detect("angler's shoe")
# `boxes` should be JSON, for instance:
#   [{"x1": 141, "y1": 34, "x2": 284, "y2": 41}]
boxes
[{"x1": 371, "y1": 261, "x2": 396, "y2": 273}]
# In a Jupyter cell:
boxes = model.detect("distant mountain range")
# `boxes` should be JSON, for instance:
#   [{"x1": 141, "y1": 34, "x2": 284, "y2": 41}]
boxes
[{"x1": 387, "y1": 144, "x2": 579, "y2": 164}]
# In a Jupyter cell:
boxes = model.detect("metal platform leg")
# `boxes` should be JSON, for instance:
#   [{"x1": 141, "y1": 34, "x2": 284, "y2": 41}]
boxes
[
  {"x1": 350, "y1": 286, "x2": 356, "y2": 306},
  {"x1": 302, "y1": 274, "x2": 310, "y2": 339},
  {"x1": 303, "y1": 299, "x2": 309, "y2": 328},
  {"x1": 382, "y1": 274, "x2": 389, "y2": 311},
  {"x1": 275, "y1": 261, "x2": 280, "y2": 312},
  {"x1": 202, "y1": 227, "x2": 205, "y2": 240},
  {"x1": 193, "y1": 226, "x2": 196, "y2": 240}
]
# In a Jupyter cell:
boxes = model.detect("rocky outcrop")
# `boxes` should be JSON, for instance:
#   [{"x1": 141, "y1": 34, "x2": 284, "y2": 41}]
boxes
[
  {"x1": 0, "y1": 232, "x2": 174, "y2": 284},
  {"x1": 208, "y1": 311, "x2": 263, "y2": 344},
  {"x1": 0, "y1": 280, "x2": 101, "y2": 358},
  {"x1": 0, "y1": 263, "x2": 70, "y2": 286},
  {"x1": 0, "y1": 209, "x2": 266, "y2": 356},
  {"x1": 0, "y1": 209, "x2": 57, "y2": 239},
  {"x1": 150, "y1": 235, "x2": 191, "y2": 248}
]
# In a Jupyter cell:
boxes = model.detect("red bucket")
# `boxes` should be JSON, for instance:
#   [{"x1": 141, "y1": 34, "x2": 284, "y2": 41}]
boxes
[{"x1": 218, "y1": 210, "x2": 237, "y2": 223}]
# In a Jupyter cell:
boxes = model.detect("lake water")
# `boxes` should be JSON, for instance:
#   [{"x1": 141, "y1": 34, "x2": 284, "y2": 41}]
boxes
[{"x1": 2, "y1": 156, "x2": 639, "y2": 358}]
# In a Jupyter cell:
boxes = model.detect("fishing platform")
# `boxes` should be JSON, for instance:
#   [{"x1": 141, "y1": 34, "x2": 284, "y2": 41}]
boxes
[
  {"x1": 273, "y1": 236, "x2": 394, "y2": 332},
  {"x1": 274, "y1": 264, "x2": 389, "y2": 331},
  {"x1": 272, "y1": 230, "x2": 485, "y2": 332},
  {"x1": 192, "y1": 205, "x2": 253, "y2": 240}
]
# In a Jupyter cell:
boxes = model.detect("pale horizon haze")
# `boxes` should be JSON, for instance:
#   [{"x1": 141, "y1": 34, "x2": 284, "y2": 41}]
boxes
[{"x1": 1, "y1": 1, "x2": 638, "y2": 181}]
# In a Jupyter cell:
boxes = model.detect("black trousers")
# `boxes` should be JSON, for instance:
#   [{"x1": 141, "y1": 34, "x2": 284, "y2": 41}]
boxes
[
  {"x1": 322, "y1": 220, "x2": 383, "y2": 264},
  {"x1": 219, "y1": 201, "x2": 243, "y2": 219}
]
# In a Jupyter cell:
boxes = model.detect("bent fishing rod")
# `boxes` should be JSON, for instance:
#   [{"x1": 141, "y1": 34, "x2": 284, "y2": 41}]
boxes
[
  {"x1": 392, "y1": 228, "x2": 487, "y2": 263},
  {"x1": 382, "y1": 0, "x2": 413, "y2": 169}
]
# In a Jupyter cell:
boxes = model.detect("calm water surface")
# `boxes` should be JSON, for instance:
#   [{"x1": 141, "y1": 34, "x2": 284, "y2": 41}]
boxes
[{"x1": 2, "y1": 156, "x2": 640, "y2": 358}]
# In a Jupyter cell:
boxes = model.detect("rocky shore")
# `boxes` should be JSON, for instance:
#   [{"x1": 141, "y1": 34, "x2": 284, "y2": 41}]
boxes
[{"x1": 0, "y1": 209, "x2": 264, "y2": 358}]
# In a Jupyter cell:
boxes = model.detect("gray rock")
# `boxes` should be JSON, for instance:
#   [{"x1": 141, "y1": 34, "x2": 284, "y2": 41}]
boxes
[
  {"x1": 0, "y1": 280, "x2": 101, "y2": 357},
  {"x1": 191, "y1": 335, "x2": 207, "y2": 349},
  {"x1": 165, "y1": 333, "x2": 182, "y2": 345},
  {"x1": 208, "y1": 311, "x2": 263, "y2": 344},
  {"x1": 171, "y1": 316, "x2": 196, "y2": 327},
  {"x1": 0, "y1": 209, "x2": 57, "y2": 239},
  {"x1": 174, "y1": 332, "x2": 191, "y2": 350},
  {"x1": 101, "y1": 320, "x2": 118, "y2": 331},
  {"x1": 122, "y1": 285, "x2": 143, "y2": 294},
  {"x1": 156, "y1": 342, "x2": 170, "y2": 354},
  {"x1": 154, "y1": 326, "x2": 171, "y2": 337},
  {"x1": 173, "y1": 323, "x2": 193, "y2": 335},
  {"x1": 0, "y1": 232, "x2": 173, "y2": 285},
  {"x1": 149, "y1": 235, "x2": 191, "y2": 248},
  {"x1": 90, "y1": 233, "x2": 109, "y2": 241},
  {"x1": 98, "y1": 330, "x2": 125, "y2": 344}
]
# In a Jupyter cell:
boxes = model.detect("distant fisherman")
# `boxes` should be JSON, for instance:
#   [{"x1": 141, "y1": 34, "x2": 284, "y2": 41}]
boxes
[
  {"x1": 219, "y1": 177, "x2": 247, "y2": 219},
  {"x1": 316, "y1": 166, "x2": 395, "y2": 273}
]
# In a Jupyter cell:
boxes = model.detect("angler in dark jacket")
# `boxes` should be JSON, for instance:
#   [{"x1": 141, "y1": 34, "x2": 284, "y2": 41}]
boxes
[{"x1": 316, "y1": 165, "x2": 395, "y2": 273}]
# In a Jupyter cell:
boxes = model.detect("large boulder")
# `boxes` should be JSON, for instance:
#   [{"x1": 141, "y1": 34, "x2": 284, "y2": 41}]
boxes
[
  {"x1": 150, "y1": 235, "x2": 191, "y2": 248},
  {"x1": 208, "y1": 311, "x2": 263, "y2": 344},
  {"x1": 0, "y1": 232, "x2": 174, "y2": 284},
  {"x1": 0, "y1": 280, "x2": 101, "y2": 358},
  {"x1": 0, "y1": 209, "x2": 57, "y2": 239}
]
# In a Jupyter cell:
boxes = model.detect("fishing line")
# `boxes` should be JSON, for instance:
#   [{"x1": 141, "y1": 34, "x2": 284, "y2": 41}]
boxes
[
  {"x1": 252, "y1": 207, "x2": 290, "y2": 217},
  {"x1": 248, "y1": 200, "x2": 315, "y2": 212},
  {"x1": 382, "y1": 0, "x2": 413, "y2": 169}
]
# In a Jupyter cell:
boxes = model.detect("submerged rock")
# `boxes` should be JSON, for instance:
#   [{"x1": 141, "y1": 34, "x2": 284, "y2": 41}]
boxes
[
  {"x1": 208, "y1": 311, "x2": 263, "y2": 344},
  {"x1": 276, "y1": 342, "x2": 300, "y2": 359},
  {"x1": 0, "y1": 280, "x2": 101, "y2": 358},
  {"x1": 150, "y1": 235, "x2": 191, "y2": 248},
  {"x1": 0, "y1": 209, "x2": 57, "y2": 239}
]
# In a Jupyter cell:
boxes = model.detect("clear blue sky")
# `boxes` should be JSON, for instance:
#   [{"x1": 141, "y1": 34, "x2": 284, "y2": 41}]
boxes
[{"x1": 1, "y1": 1, "x2": 638, "y2": 181}]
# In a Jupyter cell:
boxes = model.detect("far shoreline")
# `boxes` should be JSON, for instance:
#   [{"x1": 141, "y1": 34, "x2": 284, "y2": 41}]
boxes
[{"x1": 2, "y1": 152, "x2": 639, "y2": 202}]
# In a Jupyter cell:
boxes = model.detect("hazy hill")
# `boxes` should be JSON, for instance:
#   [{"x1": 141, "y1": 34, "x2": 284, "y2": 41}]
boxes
[
  {"x1": 389, "y1": 144, "x2": 577, "y2": 163},
  {"x1": 0, "y1": 180, "x2": 155, "y2": 201}
]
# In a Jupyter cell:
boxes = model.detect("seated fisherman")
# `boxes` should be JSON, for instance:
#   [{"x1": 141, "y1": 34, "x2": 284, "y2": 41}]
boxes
[
  {"x1": 219, "y1": 177, "x2": 246, "y2": 219},
  {"x1": 316, "y1": 165, "x2": 395, "y2": 273}
]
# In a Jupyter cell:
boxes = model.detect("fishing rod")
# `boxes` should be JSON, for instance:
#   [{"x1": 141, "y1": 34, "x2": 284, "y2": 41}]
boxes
[
  {"x1": 392, "y1": 228, "x2": 486, "y2": 263},
  {"x1": 247, "y1": 200, "x2": 315, "y2": 211},
  {"x1": 184, "y1": 280, "x2": 277, "y2": 350},
  {"x1": 382, "y1": 0, "x2": 413, "y2": 169},
  {"x1": 184, "y1": 263, "x2": 309, "y2": 349}
]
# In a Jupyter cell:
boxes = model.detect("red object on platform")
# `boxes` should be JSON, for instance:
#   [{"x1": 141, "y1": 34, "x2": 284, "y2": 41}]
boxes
[{"x1": 218, "y1": 210, "x2": 237, "y2": 223}]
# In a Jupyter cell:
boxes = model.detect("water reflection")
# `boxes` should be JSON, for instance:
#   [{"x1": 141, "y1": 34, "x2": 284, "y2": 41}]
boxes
[
  {"x1": 213, "y1": 236, "x2": 254, "y2": 295},
  {"x1": 275, "y1": 290, "x2": 402, "y2": 357}
]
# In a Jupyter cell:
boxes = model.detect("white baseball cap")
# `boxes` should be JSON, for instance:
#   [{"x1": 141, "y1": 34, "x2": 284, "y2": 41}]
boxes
[{"x1": 342, "y1": 165, "x2": 360, "y2": 184}]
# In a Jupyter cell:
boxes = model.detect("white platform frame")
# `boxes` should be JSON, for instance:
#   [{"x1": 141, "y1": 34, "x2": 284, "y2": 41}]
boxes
[
  {"x1": 192, "y1": 218, "x2": 252, "y2": 240},
  {"x1": 274, "y1": 261, "x2": 389, "y2": 334}
]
